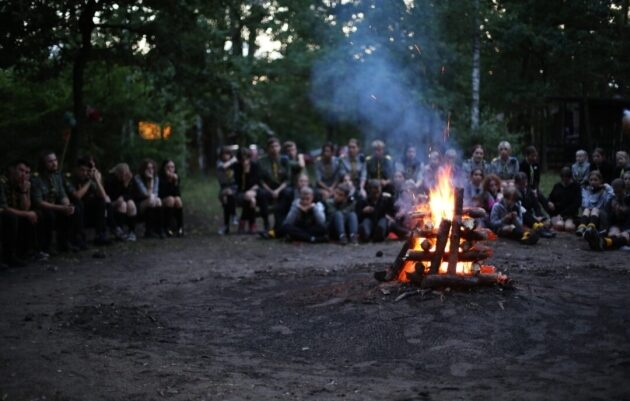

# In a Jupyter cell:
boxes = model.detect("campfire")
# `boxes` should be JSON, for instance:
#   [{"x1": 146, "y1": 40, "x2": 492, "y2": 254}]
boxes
[{"x1": 380, "y1": 167, "x2": 510, "y2": 289}]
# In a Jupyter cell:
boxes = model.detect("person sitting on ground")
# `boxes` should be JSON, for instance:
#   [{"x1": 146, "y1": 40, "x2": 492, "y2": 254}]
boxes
[
  {"x1": 133, "y1": 159, "x2": 164, "y2": 239},
  {"x1": 397, "y1": 144, "x2": 423, "y2": 191},
  {"x1": 462, "y1": 144, "x2": 489, "y2": 177},
  {"x1": 490, "y1": 140, "x2": 519, "y2": 185},
  {"x1": 314, "y1": 142, "x2": 340, "y2": 202},
  {"x1": 613, "y1": 150, "x2": 630, "y2": 180},
  {"x1": 589, "y1": 148, "x2": 614, "y2": 184},
  {"x1": 514, "y1": 172, "x2": 554, "y2": 238},
  {"x1": 283, "y1": 140, "x2": 306, "y2": 188},
  {"x1": 356, "y1": 179, "x2": 395, "y2": 242},
  {"x1": 519, "y1": 145, "x2": 541, "y2": 190},
  {"x1": 65, "y1": 156, "x2": 110, "y2": 247},
  {"x1": 338, "y1": 138, "x2": 367, "y2": 199},
  {"x1": 572, "y1": 149, "x2": 590, "y2": 187},
  {"x1": 585, "y1": 178, "x2": 630, "y2": 251},
  {"x1": 479, "y1": 173, "x2": 503, "y2": 217},
  {"x1": 441, "y1": 148, "x2": 466, "y2": 186},
  {"x1": 489, "y1": 185, "x2": 539, "y2": 245},
  {"x1": 0, "y1": 160, "x2": 38, "y2": 266},
  {"x1": 547, "y1": 167, "x2": 582, "y2": 232},
  {"x1": 258, "y1": 137, "x2": 292, "y2": 238},
  {"x1": 463, "y1": 168, "x2": 484, "y2": 208},
  {"x1": 216, "y1": 146, "x2": 237, "y2": 235},
  {"x1": 233, "y1": 149, "x2": 260, "y2": 234},
  {"x1": 159, "y1": 159, "x2": 184, "y2": 237},
  {"x1": 325, "y1": 183, "x2": 358, "y2": 245},
  {"x1": 339, "y1": 173, "x2": 358, "y2": 200},
  {"x1": 281, "y1": 186, "x2": 327, "y2": 243},
  {"x1": 105, "y1": 163, "x2": 137, "y2": 241},
  {"x1": 575, "y1": 170, "x2": 614, "y2": 237},
  {"x1": 31, "y1": 151, "x2": 76, "y2": 254},
  {"x1": 421, "y1": 150, "x2": 441, "y2": 191},
  {"x1": 365, "y1": 139, "x2": 395, "y2": 194},
  {"x1": 624, "y1": 171, "x2": 630, "y2": 201}
]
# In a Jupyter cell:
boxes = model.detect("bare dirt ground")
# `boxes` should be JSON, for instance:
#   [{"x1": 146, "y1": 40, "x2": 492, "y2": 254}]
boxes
[{"x1": 1, "y1": 222, "x2": 629, "y2": 401}]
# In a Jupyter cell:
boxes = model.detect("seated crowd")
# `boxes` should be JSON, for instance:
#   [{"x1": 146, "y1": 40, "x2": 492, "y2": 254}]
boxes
[
  {"x1": 0, "y1": 151, "x2": 184, "y2": 267},
  {"x1": 218, "y1": 137, "x2": 630, "y2": 252}
]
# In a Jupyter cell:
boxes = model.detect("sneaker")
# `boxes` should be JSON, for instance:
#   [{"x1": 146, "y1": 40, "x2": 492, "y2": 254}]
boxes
[
  {"x1": 539, "y1": 228, "x2": 556, "y2": 239},
  {"x1": 33, "y1": 252, "x2": 50, "y2": 262},
  {"x1": 248, "y1": 223, "x2": 257, "y2": 235},
  {"x1": 176, "y1": 227, "x2": 184, "y2": 237},
  {"x1": 349, "y1": 234, "x2": 359, "y2": 245},
  {"x1": 520, "y1": 230, "x2": 539, "y2": 245},
  {"x1": 217, "y1": 226, "x2": 229, "y2": 236},
  {"x1": 338, "y1": 234, "x2": 348, "y2": 246},
  {"x1": 113, "y1": 226, "x2": 127, "y2": 241},
  {"x1": 126, "y1": 232, "x2": 137, "y2": 242},
  {"x1": 584, "y1": 227, "x2": 603, "y2": 251},
  {"x1": 575, "y1": 225, "x2": 586, "y2": 237}
]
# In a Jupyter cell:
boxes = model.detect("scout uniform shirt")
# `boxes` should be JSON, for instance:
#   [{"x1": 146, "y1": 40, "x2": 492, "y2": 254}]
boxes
[
  {"x1": 258, "y1": 154, "x2": 290, "y2": 190},
  {"x1": 365, "y1": 154, "x2": 394, "y2": 182},
  {"x1": 490, "y1": 157, "x2": 519, "y2": 180},
  {"x1": 338, "y1": 155, "x2": 366, "y2": 189},
  {"x1": 63, "y1": 173, "x2": 99, "y2": 202},
  {"x1": 314, "y1": 155, "x2": 340, "y2": 188},
  {"x1": 0, "y1": 175, "x2": 33, "y2": 212},
  {"x1": 31, "y1": 171, "x2": 68, "y2": 208}
]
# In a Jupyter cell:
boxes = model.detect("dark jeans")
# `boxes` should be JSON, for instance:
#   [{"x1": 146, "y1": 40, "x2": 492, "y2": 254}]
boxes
[
  {"x1": 282, "y1": 221, "x2": 327, "y2": 242},
  {"x1": 1, "y1": 212, "x2": 37, "y2": 260},
  {"x1": 37, "y1": 208, "x2": 74, "y2": 252},
  {"x1": 73, "y1": 197, "x2": 107, "y2": 240},
  {"x1": 329, "y1": 211, "x2": 358, "y2": 239},
  {"x1": 359, "y1": 217, "x2": 389, "y2": 242},
  {"x1": 259, "y1": 187, "x2": 293, "y2": 231}
]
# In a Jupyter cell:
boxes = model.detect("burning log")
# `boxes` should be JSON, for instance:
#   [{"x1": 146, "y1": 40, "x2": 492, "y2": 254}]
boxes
[
  {"x1": 406, "y1": 248, "x2": 493, "y2": 262},
  {"x1": 429, "y1": 219, "x2": 451, "y2": 274},
  {"x1": 447, "y1": 188, "x2": 464, "y2": 274},
  {"x1": 420, "y1": 272, "x2": 511, "y2": 288},
  {"x1": 387, "y1": 232, "x2": 415, "y2": 281},
  {"x1": 462, "y1": 207, "x2": 487, "y2": 219}
]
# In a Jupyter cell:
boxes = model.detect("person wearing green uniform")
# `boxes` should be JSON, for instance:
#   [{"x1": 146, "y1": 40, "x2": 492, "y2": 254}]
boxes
[
  {"x1": 258, "y1": 136, "x2": 292, "y2": 236},
  {"x1": 0, "y1": 160, "x2": 38, "y2": 266},
  {"x1": 365, "y1": 139, "x2": 394, "y2": 194},
  {"x1": 31, "y1": 151, "x2": 76, "y2": 254}
]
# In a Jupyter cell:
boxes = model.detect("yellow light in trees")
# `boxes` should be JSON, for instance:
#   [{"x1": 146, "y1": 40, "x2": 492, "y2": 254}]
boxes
[{"x1": 138, "y1": 121, "x2": 172, "y2": 140}]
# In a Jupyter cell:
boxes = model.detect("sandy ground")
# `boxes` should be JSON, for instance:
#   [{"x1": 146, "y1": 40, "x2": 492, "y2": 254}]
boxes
[{"x1": 1, "y1": 227, "x2": 629, "y2": 401}]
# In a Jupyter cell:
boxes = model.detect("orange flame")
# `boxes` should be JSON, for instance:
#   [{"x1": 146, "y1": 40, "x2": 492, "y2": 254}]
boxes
[{"x1": 428, "y1": 166, "x2": 455, "y2": 227}]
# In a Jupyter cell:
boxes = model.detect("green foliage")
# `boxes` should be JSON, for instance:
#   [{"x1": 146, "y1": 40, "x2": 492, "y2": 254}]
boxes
[{"x1": 455, "y1": 110, "x2": 524, "y2": 158}]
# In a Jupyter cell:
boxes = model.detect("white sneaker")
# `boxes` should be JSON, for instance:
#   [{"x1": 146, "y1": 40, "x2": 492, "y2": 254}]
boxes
[{"x1": 126, "y1": 232, "x2": 137, "y2": 242}]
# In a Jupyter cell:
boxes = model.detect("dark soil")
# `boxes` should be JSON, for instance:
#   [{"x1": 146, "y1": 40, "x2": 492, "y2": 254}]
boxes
[{"x1": 1, "y1": 229, "x2": 629, "y2": 401}]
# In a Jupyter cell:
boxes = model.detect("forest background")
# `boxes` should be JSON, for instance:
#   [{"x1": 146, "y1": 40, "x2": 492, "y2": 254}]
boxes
[{"x1": 1, "y1": 0, "x2": 629, "y2": 174}]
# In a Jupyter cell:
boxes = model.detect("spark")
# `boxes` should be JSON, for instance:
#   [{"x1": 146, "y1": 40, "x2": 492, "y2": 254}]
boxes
[
  {"x1": 370, "y1": 94, "x2": 377, "y2": 101},
  {"x1": 441, "y1": 65, "x2": 445, "y2": 75},
  {"x1": 443, "y1": 113, "x2": 451, "y2": 142},
  {"x1": 414, "y1": 44, "x2": 422, "y2": 55}
]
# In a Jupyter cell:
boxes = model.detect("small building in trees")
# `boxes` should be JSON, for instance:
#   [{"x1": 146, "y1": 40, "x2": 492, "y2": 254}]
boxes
[{"x1": 540, "y1": 97, "x2": 630, "y2": 169}]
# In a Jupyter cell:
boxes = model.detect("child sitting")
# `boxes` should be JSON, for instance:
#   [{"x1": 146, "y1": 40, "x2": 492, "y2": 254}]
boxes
[
  {"x1": 356, "y1": 179, "x2": 395, "y2": 242},
  {"x1": 325, "y1": 183, "x2": 358, "y2": 245},
  {"x1": 463, "y1": 168, "x2": 484, "y2": 207},
  {"x1": 576, "y1": 170, "x2": 614, "y2": 237},
  {"x1": 547, "y1": 167, "x2": 582, "y2": 232},
  {"x1": 571, "y1": 150, "x2": 590, "y2": 187},
  {"x1": 514, "y1": 172, "x2": 554, "y2": 237},
  {"x1": 281, "y1": 187, "x2": 328, "y2": 243},
  {"x1": 585, "y1": 178, "x2": 630, "y2": 251},
  {"x1": 490, "y1": 186, "x2": 539, "y2": 245},
  {"x1": 216, "y1": 147, "x2": 237, "y2": 235}
]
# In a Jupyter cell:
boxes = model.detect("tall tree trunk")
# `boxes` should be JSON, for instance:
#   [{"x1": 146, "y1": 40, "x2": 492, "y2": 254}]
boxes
[
  {"x1": 623, "y1": 0, "x2": 629, "y2": 25},
  {"x1": 470, "y1": 0, "x2": 481, "y2": 131},
  {"x1": 229, "y1": 5, "x2": 242, "y2": 57},
  {"x1": 69, "y1": 0, "x2": 98, "y2": 164}
]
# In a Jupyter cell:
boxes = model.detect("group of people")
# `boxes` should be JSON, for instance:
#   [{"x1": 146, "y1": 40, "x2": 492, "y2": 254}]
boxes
[
  {"x1": 217, "y1": 137, "x2": 630, "y2": 252},
  {"x1": 0, "y1": 151, "x2": 185, "y2": 267}
]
